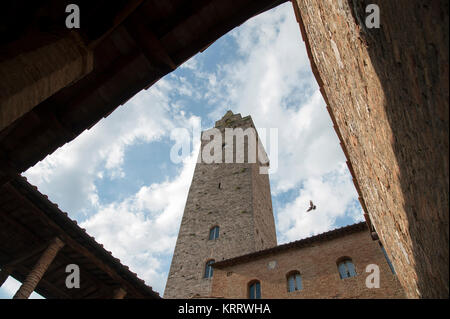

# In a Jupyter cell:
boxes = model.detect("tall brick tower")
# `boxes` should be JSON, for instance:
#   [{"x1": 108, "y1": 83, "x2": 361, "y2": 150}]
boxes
[{"x1": 164, "y1": 111, "x2": 277, "y2": 298}]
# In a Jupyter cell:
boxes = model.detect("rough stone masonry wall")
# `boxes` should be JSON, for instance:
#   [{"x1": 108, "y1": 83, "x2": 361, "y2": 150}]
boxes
[
  {"x1": 211, "y1": 230, "x2": 405, "y2": 298},
  {"x1": 164, "y1": 162, "x2": 255, "y2": 298},
  {"x1": 252, "y1": 162, "x2": 278, "y2": 252},
  {"x1": 164, "y1": 112, "x2": 277, "y2": 298},
  {"x1": 292, "y1": 0, "x2": 448, "y2": 298}
]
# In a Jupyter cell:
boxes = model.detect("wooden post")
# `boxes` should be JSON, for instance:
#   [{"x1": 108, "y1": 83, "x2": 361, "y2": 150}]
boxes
[
  {"x1": 13, "y1": 237, "x2": 65, "y2": 299},
  {"x1": 112, "y1": 287, "x2": 127, "y2": 299},
  {"x1": 0, "y1": 266, "x2": 13, "y2": 287}
]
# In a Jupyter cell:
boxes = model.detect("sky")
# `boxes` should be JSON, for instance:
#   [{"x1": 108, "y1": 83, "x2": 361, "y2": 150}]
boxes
[{"x1": 0, "y1": 2, "x2": 363, "y2": 298}]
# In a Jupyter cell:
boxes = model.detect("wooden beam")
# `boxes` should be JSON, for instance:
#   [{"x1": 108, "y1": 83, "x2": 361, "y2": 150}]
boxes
[
  {"x1": 87, "y1": 0, "x2": 145, "y2": 48},
  {"x1": 125, "y1": 11, "x2": 176, "y2": 72},
  {"x1": 13, "y1": 237, "x2": 65, "y2": 299},
  {"x1": 33, "y1": 108, "x2": 77, "y2": 142},
  {"x1": 6, "y1": 183, "x2": 147, "y2": 298},
  {"x1": 0, "y1": 265, "x2": 13, "y2": 287},
  {"x1": 112, "y1": 287, "x2": 127, "y2": 299},
  {"x1": 1, "y1": 202, "x2": 110, "y2": 299},
  {"x1": 0, "y1": 151, "x2": 18, "y2": 187},
  {"x1": 58, "y1": 48, "x2": 141, "y2": 125},
  {"x1": 152, "y1": 0, "x2": 212, "y2": 38},
  {"x1": 19, "y1": 259, "x2": 106, "y2": 299},
  {"x1": 168, "y1": 0, "x2": 287, "y2": 63},
  {"x1": 0, "y1": 208, "x2": 42, "y2": 243},
  {"x1": 55, "y1": 263, "x2": 109, "y2": 299},
  {"x1": 78, "y1": 286, "x2": 102, "y2": 299},
  {"x1": 1, "y1": 243, "x2": 48, "y2": 268}
]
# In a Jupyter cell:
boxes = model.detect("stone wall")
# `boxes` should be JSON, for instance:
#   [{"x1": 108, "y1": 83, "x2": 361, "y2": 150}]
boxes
[
  {"x1": 211, "y1": 228, "x2": 405, "y2": 298},
  {"x1": 164, "y1": 112, "x2": 277, "y2": 298},
  {"x1": 0, "y1": 31, "x2": 93, "y2": 132},
  {"x1": 252, "y1": 163, "x2": 278, "y2": 252},
  {"x1": 292, "y1": 0, "x2": 448, "y2": 298}
]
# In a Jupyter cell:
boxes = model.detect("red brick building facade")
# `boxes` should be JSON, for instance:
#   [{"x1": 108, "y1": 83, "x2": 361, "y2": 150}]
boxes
[{"x1": 211, "y1": 223, "x2": 405, "y2": 299}]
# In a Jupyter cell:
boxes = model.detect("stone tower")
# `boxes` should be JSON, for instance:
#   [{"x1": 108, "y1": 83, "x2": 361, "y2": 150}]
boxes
[{"x1": 164, "y1": 111, "x2": 277, "y2": 298}]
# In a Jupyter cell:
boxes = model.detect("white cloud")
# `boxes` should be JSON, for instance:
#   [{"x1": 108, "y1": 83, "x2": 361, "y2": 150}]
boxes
[
  {"x1": 179, "y1": 56, "x2": 198, "y2": 70},
  {"x1": 276, "y1": 163, "x2": 365, "y2": 243},
  {"x1": 23, "y1": 74, "x2": 202, "y2": 295},
  {"x1": 195, "y1": 3, "x2": 363, "y2": 239},
  {"x1": 80, "y1": 141, "x2": 199, "y2": 294},
  {"x1": 24, "y1": 79, "x2": 194, "y2": 217},
  {"x1": 199, "y1": 4, "x2": 345, "y2": 193}
]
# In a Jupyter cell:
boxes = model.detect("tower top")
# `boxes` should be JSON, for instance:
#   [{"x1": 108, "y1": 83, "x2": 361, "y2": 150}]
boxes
[
  {"x1": 214, "y1": 110, "x2": 253, "y2": 129},
  {"x1": 222, "y1": 110, "x2": 234, "y2": 119}
]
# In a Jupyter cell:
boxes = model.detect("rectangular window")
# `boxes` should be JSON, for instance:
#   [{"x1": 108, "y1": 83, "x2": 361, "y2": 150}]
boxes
[
  {"x1": 288, "y1": 274, "x2": 303, "y2": 292},
  {"x1": 288, "y1": 277, "x2": 295, "y2": 292},
  {"x1": 255, "y1": 282, "x2": 261, "y2": 299},
  {"x1": 347, "y1": 262, "x2": 357, "y2": 277},
  {"x1": 204, "y1": 260, "x2": 214, "y2": 278},
  {"x1": 249, "y1": 285, "x2": 255, "y2": 299},
  {"x1": 339, "y1": 260, "x2": 357, "y2": 279},
  {"x1": 209, "y1": 226, "x2": 219, "y2": 240},
  {"x1": 215, "y1": 227, "x2": 219, "y2": 239},
  {"x1": 338, "y1": 263, "x2": 348, "y2": 279},
  {"x1": 295, "y1": 274, "x2": 303, "y2": 290},
  {"x1": 249, "y1": 282, "x2": 261, "y2": 299}
]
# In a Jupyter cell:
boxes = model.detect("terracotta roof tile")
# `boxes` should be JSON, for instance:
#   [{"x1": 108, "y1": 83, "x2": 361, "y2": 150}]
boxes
[{"x1": 213, "y1": 222, "x2": 368, "y2": 268}]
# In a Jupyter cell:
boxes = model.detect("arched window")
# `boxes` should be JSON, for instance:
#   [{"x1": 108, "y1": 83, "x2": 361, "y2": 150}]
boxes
[
  {"x1": 209, "y1": 226, "x2": 219, "y2": 240},
  {"x1": 248, "y1": 280, "x2": 261, "y2": 299},
  {"x1": 204, "y1": 260, "x2": 215, "y2": 278},
  {"x1": 286, "y1": 271, "x2": 303, "y2": 292},
  {"x1": 337, "y1": 258, "x2": 357, "y2": 279}
]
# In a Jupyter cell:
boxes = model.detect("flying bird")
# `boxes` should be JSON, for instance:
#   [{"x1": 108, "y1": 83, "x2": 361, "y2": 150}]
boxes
[{"x1": 306, "y1": 200, "x2": 316, "y2": 212}]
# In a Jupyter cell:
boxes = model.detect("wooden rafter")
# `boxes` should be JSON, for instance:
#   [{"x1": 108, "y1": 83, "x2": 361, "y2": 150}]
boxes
[{"x1": 5, "y1": 182, "x2": 148, "y2": 298}]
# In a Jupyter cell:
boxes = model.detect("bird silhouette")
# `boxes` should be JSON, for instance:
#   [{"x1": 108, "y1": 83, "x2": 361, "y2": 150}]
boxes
[{"x1": 306, "y1": 200, "x2": 316, "y2": 212}]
